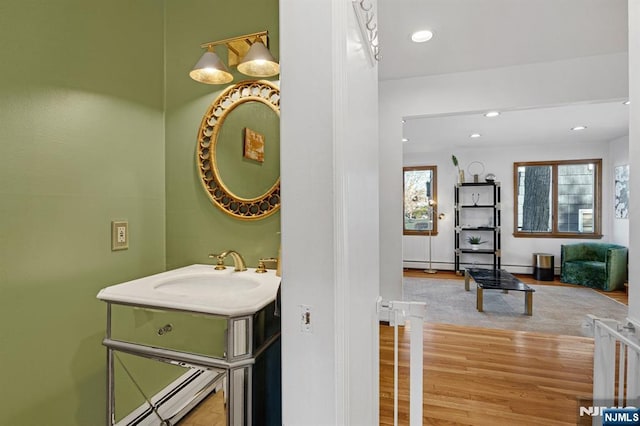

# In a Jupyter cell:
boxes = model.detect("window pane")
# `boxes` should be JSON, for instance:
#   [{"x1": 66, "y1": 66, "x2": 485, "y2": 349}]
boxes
[
  {"x1": 516, "y1": 165, "x2": 552, "y2": 232},
  {"x1": 514, "y1": 159, "x2": 601, "y2": 238},
  {"x1": 557, "y1": 163, "x2": 595, "y2": 233},
  {"x1": 404, "y1": 168, "x2": 434, "y2": 232}
]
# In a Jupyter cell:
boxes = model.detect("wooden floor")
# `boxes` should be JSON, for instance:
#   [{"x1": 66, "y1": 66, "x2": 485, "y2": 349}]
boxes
[
  {"x1": 178, "y1": 390, "x2": 226, "y2": 425},
  {"x1": 380, "y1": 322, "x2": 595, "y2": 426},
  {"x1": 378, "y1": 268, "x2": 628, "y2": 425}
]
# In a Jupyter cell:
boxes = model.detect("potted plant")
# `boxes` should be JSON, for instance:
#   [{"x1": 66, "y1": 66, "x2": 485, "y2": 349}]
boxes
[
  {"x1": 467, "y1": 235, "x2": 486, "y2": 250},
  {"x1": 452, "y1": 154, "x2": 464, "y2": 184}
]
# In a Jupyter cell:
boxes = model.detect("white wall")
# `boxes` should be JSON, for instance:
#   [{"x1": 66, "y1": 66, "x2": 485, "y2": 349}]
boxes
[
  {"x1": 403, "y1": 140, "x2": 615, "y2": 275},
  {"x1": 628, "y1": 0, "x2": 639, "y2": 322},
  {"x1": 380, "y1": 53, "x2": 629, "y2": 299},
  {"x1": 280, "y1": 0, "x2": 379, "y2": 424},
  {"x1": 609, "y1": 135, "x2": 630, "y2": 246},
  {"x1": 342, "y1": 3, "x2": 380, "y2": 423}
]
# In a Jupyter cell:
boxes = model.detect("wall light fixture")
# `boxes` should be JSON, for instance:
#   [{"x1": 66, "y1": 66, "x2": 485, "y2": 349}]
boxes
[{"x1": 189, "y1": 31, "x2": 279, "y2": 85}]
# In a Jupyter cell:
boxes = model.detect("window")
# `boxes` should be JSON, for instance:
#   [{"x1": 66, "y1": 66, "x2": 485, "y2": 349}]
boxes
[
  {"x1": 403, "y1": 165, "x2": 438, "y2": 235},
  {"x1": 513, "y1": 159, "x2": 602, "y2": 238}
]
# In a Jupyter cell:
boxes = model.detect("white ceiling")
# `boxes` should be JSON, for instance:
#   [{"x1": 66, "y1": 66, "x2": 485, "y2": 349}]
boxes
[
  {"x1": 377, "y1": 0, "x2": 629, "y2": 149},
  {"x1": 402, "y1": 101, "x2": 630, "y2": 152},
  {"x1": 378, "y1": 0, "x2": 628, "y2": 81}
]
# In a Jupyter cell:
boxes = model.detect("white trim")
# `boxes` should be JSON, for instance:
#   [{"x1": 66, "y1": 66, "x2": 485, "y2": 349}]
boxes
[
  {"x1": 333, "y1": 0, "x2": 349, "y2": 423},
  {"x1": 351, "y1": 0, "x2": 379, "y2": 66}
]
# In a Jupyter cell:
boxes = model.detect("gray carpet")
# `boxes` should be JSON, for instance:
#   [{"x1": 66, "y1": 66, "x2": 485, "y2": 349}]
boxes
[{"x1": 403, "y1": 277, "x2": 629, "y2": 337}]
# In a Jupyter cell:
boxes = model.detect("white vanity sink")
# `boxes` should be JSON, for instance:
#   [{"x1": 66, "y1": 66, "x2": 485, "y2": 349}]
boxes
[{"x1": 97, "y1": 264, "x2": 280, "y2": 316}]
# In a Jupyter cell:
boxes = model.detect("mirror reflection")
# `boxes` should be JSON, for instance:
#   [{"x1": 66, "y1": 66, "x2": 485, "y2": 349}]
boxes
[
  {"x1": 113, "y1": 352, "x2": 226, "y2": 425},
  {"x1": 216, "y1": 100, "x2": 280, "y2": 199}
]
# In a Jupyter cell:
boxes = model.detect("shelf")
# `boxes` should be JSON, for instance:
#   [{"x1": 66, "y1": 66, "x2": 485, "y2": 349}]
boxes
[
  {"x1": 458, "y1": 227, "x2": 498, "y2": 231},
  {"x1": 458, "y1": 249, "x2": 497, "y2": 254},
  {"x1": 457, "y1": 182, "x2": 499, "y2": 187},
  {"x1": 459, "y1": 204, "x2": 496, "y2": 209},
  {"x1": 455, "y1": 183, "x2": 501, "y2": 274}
]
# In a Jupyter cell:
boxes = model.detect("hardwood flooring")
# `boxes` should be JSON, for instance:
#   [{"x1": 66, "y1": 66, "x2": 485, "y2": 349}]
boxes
[
  {"x1": 379, "y1": 268, "x2": 625, "y2": 425},
  {"x1": 380, "y1": 322, "x2": 595, "y2": 426},
  {"x1": 178, "y1": 391, "x2": 226, "y2": 425}
]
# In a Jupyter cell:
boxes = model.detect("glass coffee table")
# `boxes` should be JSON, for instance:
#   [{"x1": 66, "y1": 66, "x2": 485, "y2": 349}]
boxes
[{"x1": 464, "y1": 268, "x2": 535, "y2": 315}]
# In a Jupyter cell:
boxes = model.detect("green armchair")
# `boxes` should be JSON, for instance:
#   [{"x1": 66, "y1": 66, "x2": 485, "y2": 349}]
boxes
[{"x1": 560, "y1": 243, "x2": 628, "y2": 291}]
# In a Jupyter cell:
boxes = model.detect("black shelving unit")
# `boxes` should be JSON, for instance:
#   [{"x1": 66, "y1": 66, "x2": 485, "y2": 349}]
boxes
[{"x1": 454, "y1": 182, "x2": 501, "y2": 274}]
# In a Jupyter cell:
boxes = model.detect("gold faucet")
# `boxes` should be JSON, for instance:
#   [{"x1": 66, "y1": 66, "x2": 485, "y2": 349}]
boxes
[
  {"x1": 255, "y1": 257, "x2": 279, "y2": 273},
  {"x1": 208, "y1": 250, "x2": 247, "y2": 271}
]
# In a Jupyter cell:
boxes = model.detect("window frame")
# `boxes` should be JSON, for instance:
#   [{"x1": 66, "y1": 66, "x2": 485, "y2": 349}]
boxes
[
  {"x1": 403, "y1": 165, "x2": 438, "y2": 236},
  {"x1": 513, "y1": 159, "x2": 602, "y2": 239}
]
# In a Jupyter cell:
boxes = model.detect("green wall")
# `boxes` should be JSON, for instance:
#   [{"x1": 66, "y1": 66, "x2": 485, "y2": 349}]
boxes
[
  {"x1": 164, "y1": 0, "x2": 281, "y2": 270},
  {"x1": 0, "y1": 1, "x2": 165, "y2": 424},
  {"x1": 0, "y1": 0, "x2": 280, "y2": 424}
]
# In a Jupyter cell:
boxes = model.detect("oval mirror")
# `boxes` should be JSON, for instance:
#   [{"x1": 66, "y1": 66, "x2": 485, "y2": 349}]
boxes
[{"x1": 196, "y1": 80, "x2": 280, "y2": 220}]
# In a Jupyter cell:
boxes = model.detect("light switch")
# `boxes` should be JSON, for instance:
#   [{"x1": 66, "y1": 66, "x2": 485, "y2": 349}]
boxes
[{"x1": 111, "y1": 221, "x2": 129, "y2": 250}]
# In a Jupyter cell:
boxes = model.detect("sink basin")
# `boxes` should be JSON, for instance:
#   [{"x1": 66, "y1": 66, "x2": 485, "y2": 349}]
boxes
[
  {"x1": 154, "y1": 275, "x2": 261, "y2": 296},
  {"x1": 97, "y1": 264, "x2": 280, "y2": 316}
]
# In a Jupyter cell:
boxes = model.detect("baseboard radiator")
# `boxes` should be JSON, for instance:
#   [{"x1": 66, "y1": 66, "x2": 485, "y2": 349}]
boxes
[
  {"x1": 377, "y1": 298, "x2": 426, "y2": 426},
  {"x1": 116, "y1": 368, "x2": 225, "y2": 426},
  {"x1": 589, "y1": 316, "x2": 640, "y2": 425}
]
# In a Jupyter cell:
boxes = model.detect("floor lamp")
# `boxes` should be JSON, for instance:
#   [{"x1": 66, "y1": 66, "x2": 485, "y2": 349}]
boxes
[{"x1": 424, "y1": 200, "x2": 437, "y2": 274}]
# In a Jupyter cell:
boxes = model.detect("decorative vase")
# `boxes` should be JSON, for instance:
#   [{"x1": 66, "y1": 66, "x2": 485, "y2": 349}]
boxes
[
  {"x1": 471, "y1": 244, "x2": 479, "y2": 251},
  {"x1": 458, "y1": 169, "x2": 465, "y2": 184}
]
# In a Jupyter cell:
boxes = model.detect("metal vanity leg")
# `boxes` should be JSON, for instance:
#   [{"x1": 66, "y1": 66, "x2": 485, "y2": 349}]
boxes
[
  {"x1": 107, "y1": 347, "x2": 115, "y2": 426},
  {"x1": 465, "y1": 270, "x2": 470, "y2": 291},
  {"x1": 106, "y1": 303, "x2": 115, "y2": 426},
  {"x1": 476, "y1": 286, "x2": 483, "y2": 312}
]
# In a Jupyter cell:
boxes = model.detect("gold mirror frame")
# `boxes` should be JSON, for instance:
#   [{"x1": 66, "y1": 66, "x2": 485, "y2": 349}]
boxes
[{"x1": 196, "y1": 80, "x2": 280, "y2": 220}]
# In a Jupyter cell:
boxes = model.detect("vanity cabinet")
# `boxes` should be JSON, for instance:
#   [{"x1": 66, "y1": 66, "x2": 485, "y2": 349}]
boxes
[
  {"x1": 102, "y1": 299, "x2": 281, "y2": 426},
  {"x1": 454, "y1": 182, "x2": 501, "y2": 274},
  {"x1": 109, "y1": 305, "x2": 228, "y2": 358}
]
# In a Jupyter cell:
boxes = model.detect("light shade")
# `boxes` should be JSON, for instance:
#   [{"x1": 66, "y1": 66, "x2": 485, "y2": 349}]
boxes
[
  {"x1": 237, "y1": 40, "x2": 280, "y2": 77},
  {"x1": 189, "y1": 49, "x2": 233, "y2": 84}
]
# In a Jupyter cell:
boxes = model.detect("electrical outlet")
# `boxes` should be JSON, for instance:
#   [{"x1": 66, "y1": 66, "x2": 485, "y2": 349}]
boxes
[
  {"x1": 111, "y1": 221, "x2": 129, "y2": 251},
  {"x1": 300, "y1": 305, "x2": 312, "y2": 333}
]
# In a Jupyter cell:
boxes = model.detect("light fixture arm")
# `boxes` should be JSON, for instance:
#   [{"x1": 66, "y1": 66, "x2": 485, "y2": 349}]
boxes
[
  {"x1": 199, "y1": 31, "x2": 269, "y2": 50},
  {"x1": 199, "y1": 31, "x2": 270, "y2": 68}
]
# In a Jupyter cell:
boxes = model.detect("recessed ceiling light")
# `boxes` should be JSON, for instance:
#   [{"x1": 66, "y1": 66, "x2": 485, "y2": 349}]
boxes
[
  {"x1": 470, "y1": 133, "x2": 482, "y2": 138},
  {"x1": 402, "y1": 138, "x2": 409, "y2": 142},
  {"x1": 411, "y1": 30, "x2": 434, "y2": 43},
  {"x1": 571, "y1": 126, "x2": 587, "y2": 131},
  {"x1": 623, "y1": 100, "x2": 631, "y2": 105},
  {"x1": 484, "y1": 111, "x2": 500, "y2": 118}
]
